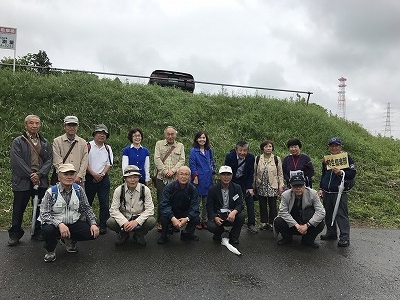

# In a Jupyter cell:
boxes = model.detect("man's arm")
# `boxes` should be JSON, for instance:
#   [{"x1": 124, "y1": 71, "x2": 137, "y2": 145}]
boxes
[
  {"x1": 187, "y1": 185, "x2": 199, "y2": 221},
  {"x1": 277, "y1": 192, "x2": 297, "y2": 227},
  {"x1": 52, "y1": 136, "x2": 64, "y2": 170},
  {"x1": 37, "y1": 138, "x2": 53, "y2": 178},
  {"x1": 10, "y1": 138, "x2": 32, "y2": 179},
  {"x1": 39, "y1": 189, "x2": 61, "y2": 227},
  {"x1": 109, "y1": 186, "x2": 129, "y2": 227},
  {"x1": 135, "y1": 186, "x2": 155, "y2": 225},
  {"x1": 76, "y1": 138, "x2": 88, "y2": 180},
  {"x1": 160, "y1": 183, "x2": 174, "y2": 219}
]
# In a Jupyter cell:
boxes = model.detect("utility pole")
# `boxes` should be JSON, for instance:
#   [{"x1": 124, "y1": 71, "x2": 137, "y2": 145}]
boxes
[{"x1": 384, "y1": 102, "x2": 392, "y2": 137}]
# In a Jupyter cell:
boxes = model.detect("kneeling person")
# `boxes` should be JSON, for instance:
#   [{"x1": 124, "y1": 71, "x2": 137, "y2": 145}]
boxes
[
  {"x1": 40, "y1": 164, "x2": 99, "y2": 262},
  {"x1": 206, "y1": 166, "x2": 245, "y2": 245},
  {"x1": 274, "y1": 175, "x2": 325, "y2": 248},
  {"x1": 107, "y1": 165, "x2": 156, "y2": 246}
]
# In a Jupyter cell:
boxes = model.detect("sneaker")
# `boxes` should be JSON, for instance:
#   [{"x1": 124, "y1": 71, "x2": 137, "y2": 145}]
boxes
[
  {"x1": 115, "y1": 232, "x2": 129, "y2": 246},
  {"x1": 277, "y1": 238, "x2": 292, "y2": 246},
  {"x1": 157, "y1": 235, "x2": 168, "y2": 244},
  {"x1": 259, "y1": 223, "x2": 268, "y2": 230},
  {"x1": 229, "y1": 238, "x2": 240, "y2": 245},
  {"x1": 212, "y1": 234, "x2": 222, "y2": 242},
  {"x1": 133, "y1": 234, "x2": 147, "y2": 247},
  {"x1": 7, "y1": 238, "x2": 20, "y2": 247},
  {"x1": 59, "y1": 238, "x2": 78, "y2": 253},
  {"x1": 247, "y1": 225, "x2": 259, "y2": 234},
  {"x1": 180, "y1": 232, "x2": 200, "y2": 241},
  {"x1": 338, "y1": 240, "x2": 350, "y2": 247},
  {"x1": 320, "y1": 234, "x2": 338, "y2": 241},
  {"x1": 44, "y1": 251, "x2": 56, "y2": 262}
]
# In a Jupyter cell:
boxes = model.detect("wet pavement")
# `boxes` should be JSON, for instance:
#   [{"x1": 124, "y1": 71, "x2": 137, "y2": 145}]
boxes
[{"x1": 0, "y1": 227, "x2": 399, "y2": 299}]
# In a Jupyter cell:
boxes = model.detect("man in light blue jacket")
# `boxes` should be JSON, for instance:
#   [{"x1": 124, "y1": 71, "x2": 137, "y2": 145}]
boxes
[{"x1": 274, "y1": 175, "x2": 325, "y2": 249}]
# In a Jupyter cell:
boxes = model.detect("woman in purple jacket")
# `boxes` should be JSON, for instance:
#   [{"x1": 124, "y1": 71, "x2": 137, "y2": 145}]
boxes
[{"x1": 189, "y1": 131, "x2": 216, "y2": 229}]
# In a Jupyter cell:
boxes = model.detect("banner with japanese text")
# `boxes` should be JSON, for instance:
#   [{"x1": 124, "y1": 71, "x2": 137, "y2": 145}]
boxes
[
  {"x1": 323, "y1": 152, "x2": 349, "y2": 170},
  {"x1": 0, "y1": 26, "x2": 17, "y2": 50}
]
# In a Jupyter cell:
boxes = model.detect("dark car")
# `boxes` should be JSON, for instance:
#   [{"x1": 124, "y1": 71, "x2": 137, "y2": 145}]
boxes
[{"x1": 148, "y1": 70, "x2": 195, "y2": 93}]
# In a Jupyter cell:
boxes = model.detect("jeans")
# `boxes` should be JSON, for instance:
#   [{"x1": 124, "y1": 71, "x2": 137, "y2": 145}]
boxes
[
  {"x1": 8, "y1": 186, "x2": 46, "y2": 239},
  {"x1": 258, "y1": 195, "x2": 277, "y2": 224},
  {"x1": 156, "y1": 179, "x2": 166, "y2": 222},
  {"x1": 41, "y1": 220, "x2": 95, "y2": 252},
  {"x1": 244, "y1": 194, "x2": 256, "y2": 226},
  {"x1": 207, "y1": 212, "x2": 245, "y2": 240},
  {"x1": 159, "y1": 214, "x2": 200, "y2": 238},
  {"x1": 85, "y1": 173, "x2": 110, "y2": 230},
  {"x1": 274, "y1": 216, "x2": 324, "y2": 243}
]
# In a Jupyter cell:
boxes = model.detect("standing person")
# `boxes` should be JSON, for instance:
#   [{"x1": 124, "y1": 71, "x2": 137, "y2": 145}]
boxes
[
  {"x1": 319, "y1": 137, "x2": 356, "y2": 247},
  {"x1": 274, "y1": 175, "x2": 325, "y2": 248},
  {"x1": 254, "y1": 140, "x2": 284, "y2": 231},
  {"x1": 8, "y1": 115, "x2": 53, "y2": 246},
  {"x1": 189, "y1": 131, "x2": 216, "y2": 230},
  {"x1": 154, "y1": 126, "x2": 185, "y2": 231},
  {"x1": 85, "y1": 124, "x2": 113, "y2": 235},
  {"x1": 122, "y1": 127, "x2": 150, "y2": 185},
  {"x1": 206, "y1": 166, "x2": 245, "y2": 245},
  {"x1": 107, "y1": 165, "x2": 156, "y2": 247},
  {"x1": 157, "y1": 166, "x2": 200, "y2": 244},
  {"x1": 39, "y1": 163, "x2": 99, "y2": 262},
  {"x1": 52, "y1": 116, "x2": 88, "y2": 185},
  {"x1": 225, "y1": 140, "x2": 258, "y2": 233},
  {"x1": 282, "y1": 138, "x2": 314, "y2": 188}
]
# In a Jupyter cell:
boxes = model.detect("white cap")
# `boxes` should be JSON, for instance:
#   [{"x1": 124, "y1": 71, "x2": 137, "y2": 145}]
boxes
[{"x1": 219, "y1": 165, "x2": 233, "y2": 174}]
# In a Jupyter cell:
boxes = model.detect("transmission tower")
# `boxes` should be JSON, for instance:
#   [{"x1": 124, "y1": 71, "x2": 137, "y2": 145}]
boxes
[
  {"x1": 337, "y1": 77, "x2": 347, "y2": 119},
  {"x1": 384, "y1": 102, "x2": 391, "y2": 137}
]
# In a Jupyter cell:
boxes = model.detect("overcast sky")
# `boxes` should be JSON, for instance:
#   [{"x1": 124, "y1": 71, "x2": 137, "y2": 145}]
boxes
[{"x1": 2, "y1": 0, "x2": 399, "y2": 139}]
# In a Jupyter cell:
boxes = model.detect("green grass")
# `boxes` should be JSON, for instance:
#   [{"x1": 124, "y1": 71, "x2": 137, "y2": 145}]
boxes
[{"x1": 0, "y1": 69, "x2": 399, "y2": 229}]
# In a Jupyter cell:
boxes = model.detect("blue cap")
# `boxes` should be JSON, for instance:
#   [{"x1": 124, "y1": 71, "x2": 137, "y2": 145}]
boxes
[{"x1": 328, "y1": 137, "x2": 343, "y2": 146}]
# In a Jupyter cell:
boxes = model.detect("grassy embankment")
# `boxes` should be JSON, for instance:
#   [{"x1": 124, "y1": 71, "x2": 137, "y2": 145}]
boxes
[{"x1": 0, "y1": 69, "x2": 399, "y2": 229}]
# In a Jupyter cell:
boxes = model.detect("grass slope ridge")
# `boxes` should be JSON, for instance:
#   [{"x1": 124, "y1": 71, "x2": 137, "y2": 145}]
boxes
[{"x1": 0, "y1": 69, "x2": 399, "y2": 228}]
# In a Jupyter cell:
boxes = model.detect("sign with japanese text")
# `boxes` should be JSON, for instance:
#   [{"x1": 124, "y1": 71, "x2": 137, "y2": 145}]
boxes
[
  {"x1": 323, "y1": 152, "x2": 349, "y2": 170},
  {"x1": 0, "y1": 26, "x2": 17, "y2": 50}
]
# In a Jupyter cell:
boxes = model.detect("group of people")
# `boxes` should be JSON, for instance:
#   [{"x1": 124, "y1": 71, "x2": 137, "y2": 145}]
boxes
[{"x1": 8, "y1": 115, "x2": 356, "y2": 262}]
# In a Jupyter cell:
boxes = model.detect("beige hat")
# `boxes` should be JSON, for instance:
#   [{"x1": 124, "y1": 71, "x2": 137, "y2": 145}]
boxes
[
  {"x1": 58, "y1": 163, "x2": 77, "y2": 173},
  {"x1": 219, "y1": 165, "x2": 233, "y2": 174},
  {"x1": 123, "y1": 165, "x2": 141, "y2": 177},
  {"x1": 64, "y1": 116, "x2": 79, "y2": 125},
  {"x1": 92, "y1": 124, "x2": 109, "y2": 138}
]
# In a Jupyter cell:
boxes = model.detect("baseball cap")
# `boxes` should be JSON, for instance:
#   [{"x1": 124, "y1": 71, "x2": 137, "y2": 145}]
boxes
[
  {"x1": 92, "y1": 124, "x2": 109, "y2": 138},
  {"x1": 58, "y1": 163, "x2": 76, "y2": 173},
  {"x1": 123, "y1": 165, "x2": 141, "y2": 177},
  {"x1": 219, "y1": 165, "x2": 233, "y2": 174},
  {"x1": 289, "y1": 175, "x2": 305, "y2": 186},
  {"x1": 328, "y1": 137, "x2": 343, "y2": 146},
  {"x1": 64, "y1": 116, "x2": 79, "y2": 125}
]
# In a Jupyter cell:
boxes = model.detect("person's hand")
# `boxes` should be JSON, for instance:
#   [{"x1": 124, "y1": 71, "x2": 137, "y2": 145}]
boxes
[
  {"x1": 91, "y1": 225, "x2": 99, "y2": 238},
  {"x1": 193, "y1": 177, "x2": 199, "y2": 186},
  {"x1": 318, "y1": 189, "x2": 324, "y2": 198},
  {"x1": 164, "y1": 170, "x2": 174, "y2": 178},
  {"x1": 246, "y1": 188, "x2": 254, "y2": 196},
  {"x1": 295, "y1": 223, "x2": 308, "y2": 235},
  {"x1": 332, "y1": 167, "x2": 342, "y2": 176},
  {"x1": 278, "y1": 186, "x2": 284, "y2": 195},
  {"x1": 178, "y1": 217, "x2": 189, "y2": 227},
  {"x1": 171, "y1": 217, "x2": 181, "y2": 229},
  {"x1": 226, "y1": 211, "x2": 236, "y2": 222},
  {"x1": 123, "y1": 219, "x2": 139, "y2": 232},
  {"x1": 92, "y1": 173, "x2": 103, "y2": 183},
  {"x1": 74, "y1": 176, "x2": 82, "y2": 184},
  {"x1": 30, "y1": 172, "x2": 40, "y2": 185},
  {"x1": 58, "y1": 223, "x2": 70, "y2": 238},
  {"x1": 214, "y1": 216, "x2": 223, "y2": 226}
]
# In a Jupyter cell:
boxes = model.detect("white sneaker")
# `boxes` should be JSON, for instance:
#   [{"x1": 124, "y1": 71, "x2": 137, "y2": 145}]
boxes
[
  {"x1": 59, "y1": 238, "x2": 78, "y2": 253},
  {"x1": 44, "y1": 251, "x2": 56, "y2": 262}
]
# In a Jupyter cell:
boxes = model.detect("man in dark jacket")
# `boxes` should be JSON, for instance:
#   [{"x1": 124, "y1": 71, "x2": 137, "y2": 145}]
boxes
[
  {"x1": 206, "y1": 166, "x2": 245, "y2": 245},
  {"x1": 224, "y1": 140, "x2": 257, "y2": 233},
  {"x1": 318, "y1": 137, "x2": 356, "y2": 247},
  {"x1": 8, "y1": 115, "x2": 53, "y2": 246},
  {"x1": 157, "y1": 166, "x2": 200, "y2": 244}
]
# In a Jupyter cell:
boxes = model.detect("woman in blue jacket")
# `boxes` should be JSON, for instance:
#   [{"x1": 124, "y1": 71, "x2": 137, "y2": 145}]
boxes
[{"x1": 189, "y1": 131, "x2": 216, "y2": 229}]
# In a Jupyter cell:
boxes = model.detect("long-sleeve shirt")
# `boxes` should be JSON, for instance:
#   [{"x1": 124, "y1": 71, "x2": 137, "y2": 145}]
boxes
[{"x1": 154, "y1": 139, "x2": 185, "y2": 180}]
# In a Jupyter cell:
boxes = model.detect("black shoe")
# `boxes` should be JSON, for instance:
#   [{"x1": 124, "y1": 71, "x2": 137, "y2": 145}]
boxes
[
  {"x1": 338, "y1": 240, "x2": 350, "y2": 247},
  {"x1": 301, "y1": 240, "x2": 320, "y2": 249},
  {"x1": 157, "y1": 235, "x2": 168, "y2": 244},
  {"x1": 115, "y1": 232, "x2": 129, "y2": 246},
  {"x1": 31, "y1": 234, "x2": 44, "y2": 241},
  {"x1": 212, "y1": 234, "x2": 222, "y2": 242},
  {"x1": 133, "y1": 234, "x2": 147, "y2": 246},
  {"x1": 320, "y1": 234, "x2": 338, "y2": 241},
  {"x1": 180, "y1": 232, "x2": 199, "y2": 241},
  {"x1": 229, "y1": 238, "x2": 239, "y2": 245},
  {"x1": 8, "y1": 238, "x2": 19, "y2": 247},
  {"x1": 277, "y1": 238, "x2": 292, "y2": 246},
  {"x1": 99, "y1": 228, "x2": 107, "y2": 235}
]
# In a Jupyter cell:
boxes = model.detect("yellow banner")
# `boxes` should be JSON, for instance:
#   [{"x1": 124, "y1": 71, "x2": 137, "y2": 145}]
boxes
[{"x1": 323, "y1": 152, "x2": 349, "y2": 170}]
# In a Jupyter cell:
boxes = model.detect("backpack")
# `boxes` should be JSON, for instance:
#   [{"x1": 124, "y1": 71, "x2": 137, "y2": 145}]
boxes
[
  {"x1": 51, "y1": 183, "x2": 81, "y2": 201},
  {"x1": 120, "y1": 184, "x2": 145, "y2": 209},
  {"x1": 87, "y1": 142, "x2": 112, "y2": 165}
]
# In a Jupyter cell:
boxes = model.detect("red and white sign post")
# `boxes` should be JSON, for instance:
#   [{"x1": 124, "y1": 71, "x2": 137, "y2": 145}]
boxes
[{"x1": 0, "y1": 26, "x2": 17, "y2": 72}]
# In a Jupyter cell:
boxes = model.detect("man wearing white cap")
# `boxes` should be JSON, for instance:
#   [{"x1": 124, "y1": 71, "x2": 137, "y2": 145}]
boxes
[
  {"x1": 52, "y1": 116, "x2": 88, "y2": 185},
  {"x1": 86, "y1": 124, "x2": 114, "y2": 234},
  {"x1": 40, "y1": 163, "x2": 99, "y2": 262},
  {"x1": 107, "y1": 165, "x2": 156, "y2": 246},
  {"x1": 206, "y1": 165, "x2": 245, "y2": 245}
]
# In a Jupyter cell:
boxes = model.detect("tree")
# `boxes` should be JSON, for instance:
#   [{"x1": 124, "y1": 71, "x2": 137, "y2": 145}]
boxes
[{"x1": 0, "y1": 50, "x2": 52, "y2": 74}]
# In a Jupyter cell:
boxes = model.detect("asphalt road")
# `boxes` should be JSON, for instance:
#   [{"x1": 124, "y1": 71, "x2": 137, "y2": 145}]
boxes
[{"x1": 1, "y1": 227, "x2": 399, "y2": 300}]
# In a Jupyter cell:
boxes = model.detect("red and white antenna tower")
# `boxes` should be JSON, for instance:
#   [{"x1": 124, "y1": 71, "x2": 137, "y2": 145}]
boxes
[
  {"x1": 384, "y1": 102, "x2": 391, "y2": 137},
  {"x1": 337, "y1": 77, "x2": 347, "y2": 119}
]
